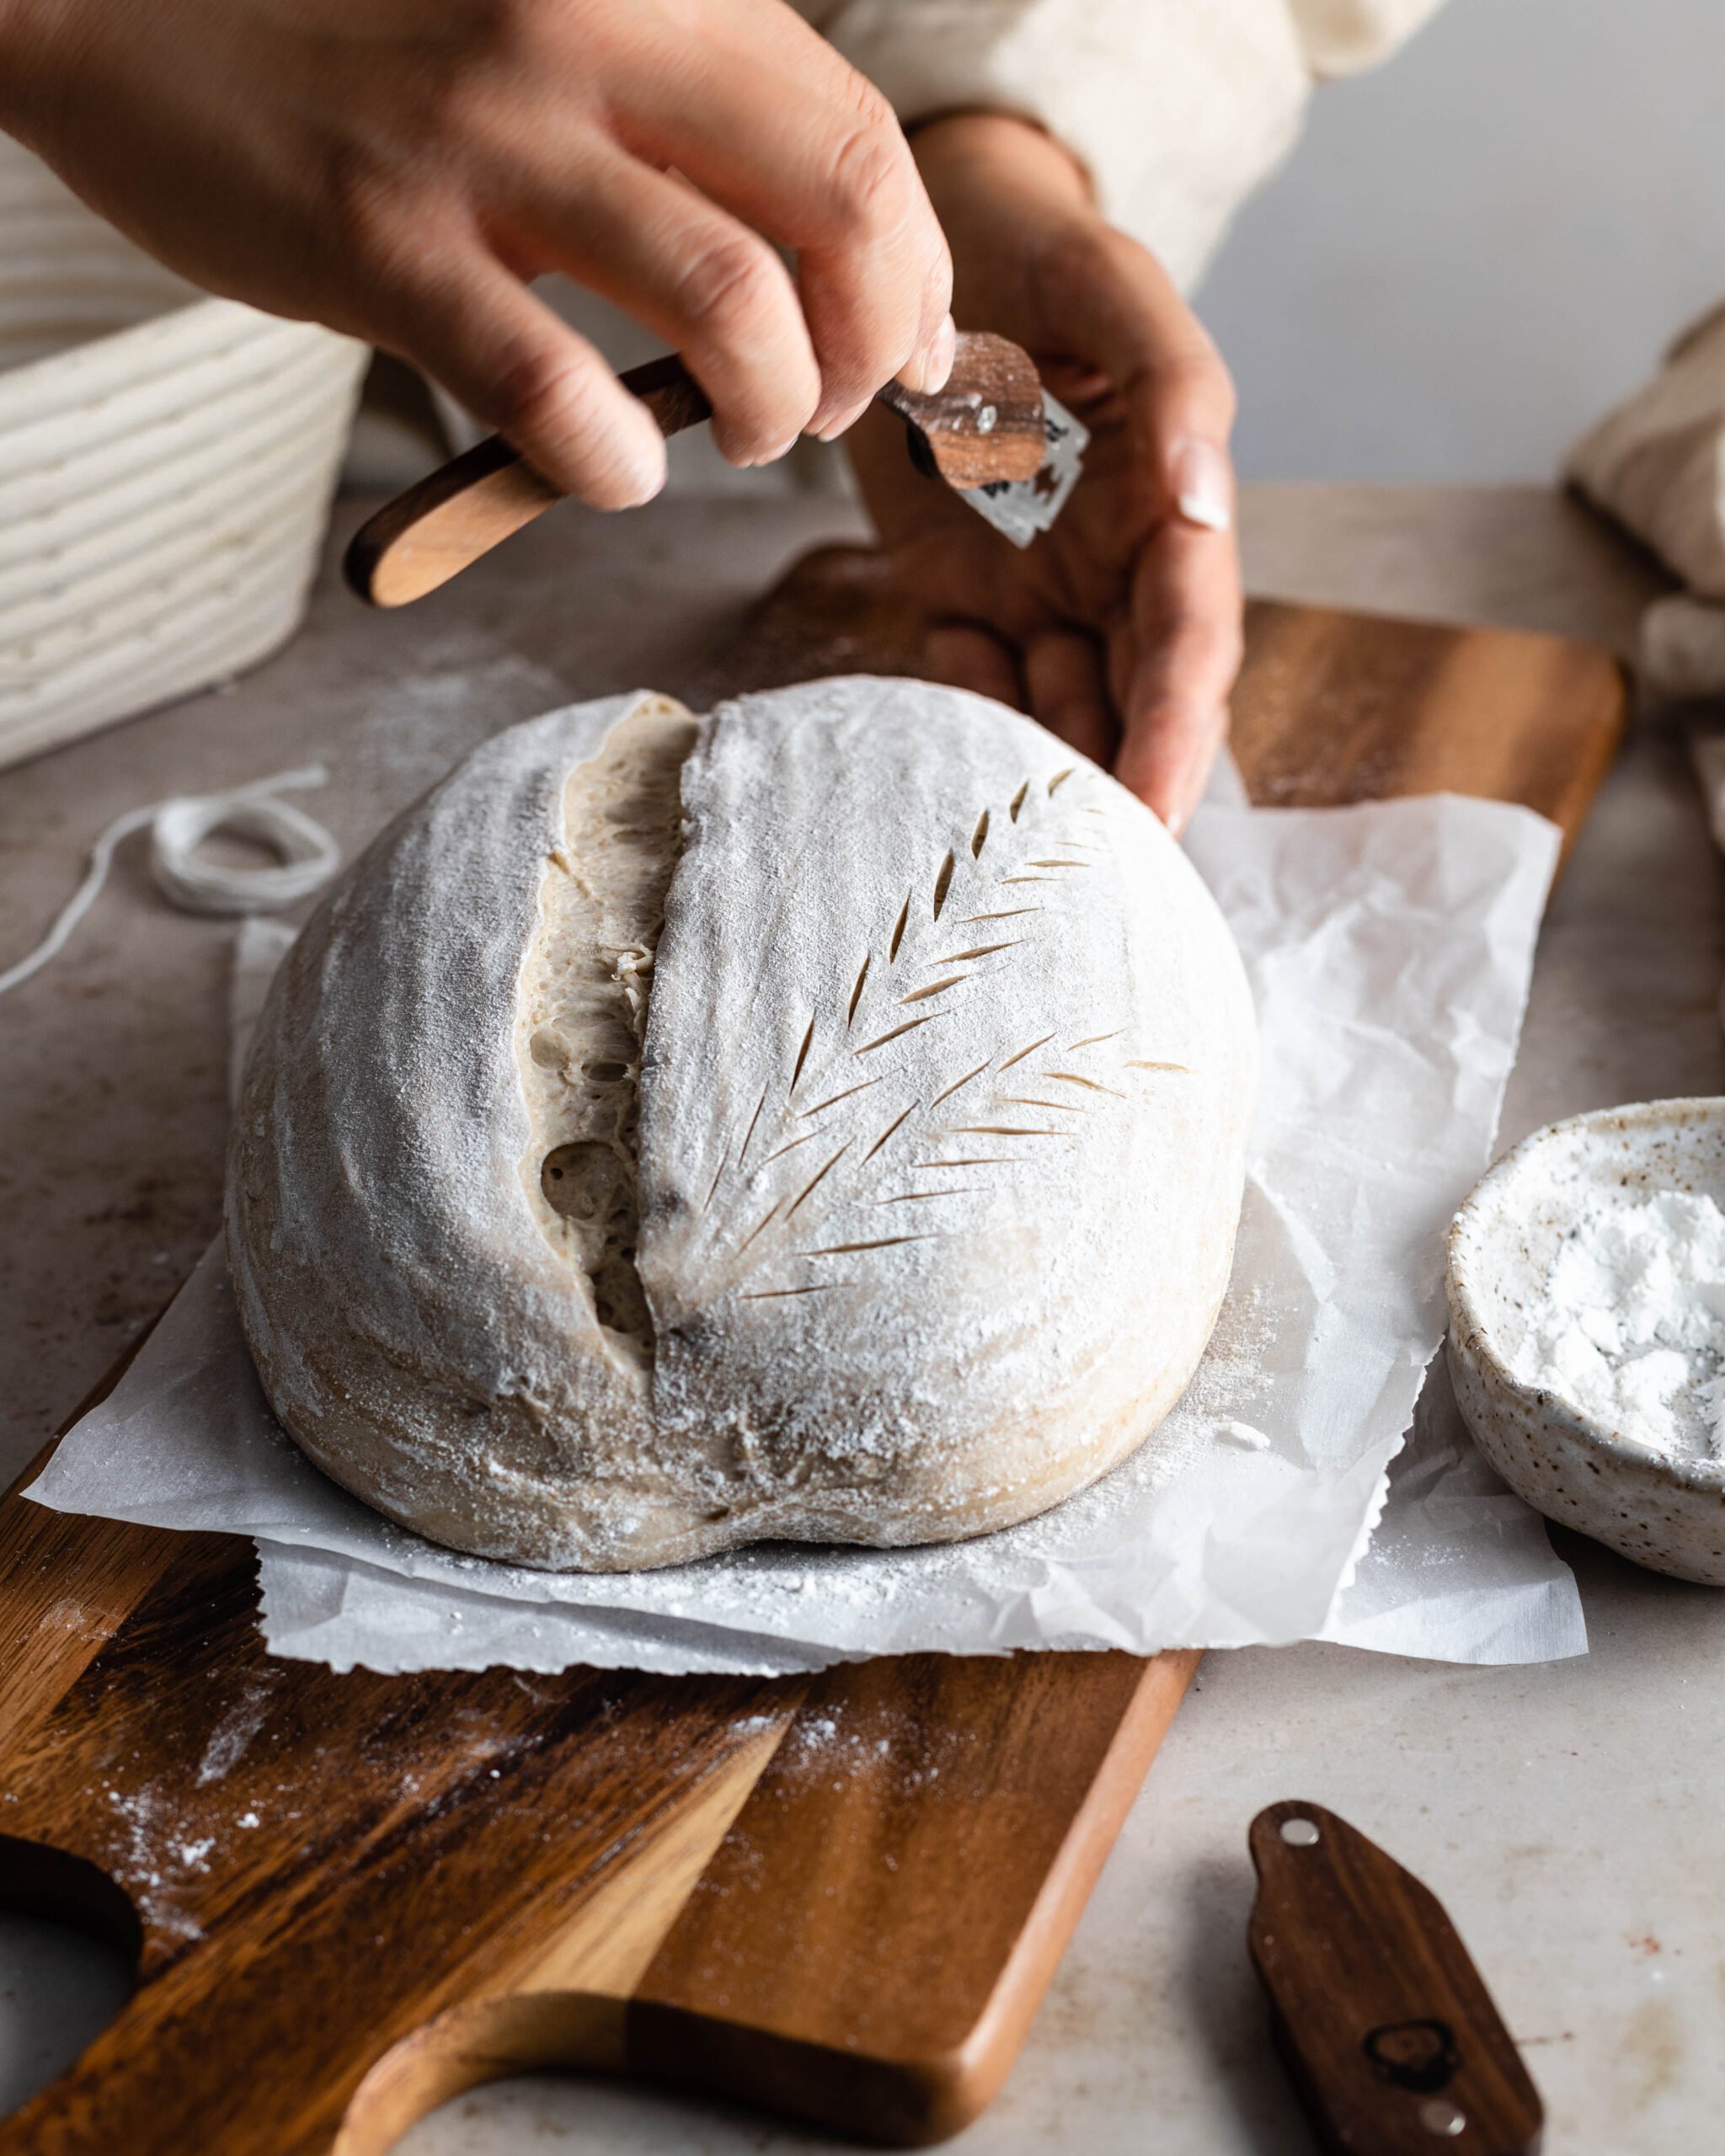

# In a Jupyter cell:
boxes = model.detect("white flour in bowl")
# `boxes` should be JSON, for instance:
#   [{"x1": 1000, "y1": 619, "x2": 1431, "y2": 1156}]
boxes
[{"x1": 1512, "y1": 1188, "x2": 1725, "y2": 1460}]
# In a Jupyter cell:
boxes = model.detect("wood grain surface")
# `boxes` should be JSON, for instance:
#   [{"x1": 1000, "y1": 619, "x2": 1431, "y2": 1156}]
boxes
[
  {"x1": 0, "y1": 552, "x2": 1625, "y2": 2154},
  {"x1": 1247, "y1": 1800, "x2": 1543, "y2": 2156}
]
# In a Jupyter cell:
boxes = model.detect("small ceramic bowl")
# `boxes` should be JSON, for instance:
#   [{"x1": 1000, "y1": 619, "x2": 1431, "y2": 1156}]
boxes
[
  {"x1": 0, "y1": 137, "x2": 368, "y2": 770},
  {"x1": 1446, "y1": 1097, "x2": 1725, "y2": 1584}
]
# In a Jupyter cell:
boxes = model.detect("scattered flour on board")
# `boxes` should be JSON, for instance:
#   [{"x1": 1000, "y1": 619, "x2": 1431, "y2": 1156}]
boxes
[
  {"x1": 1510, "y1": 1187, "x2": 1725, "y2": 1460},
  {"x1": 195, "y1": 1682, "x2": 273, "y2": 1785}
]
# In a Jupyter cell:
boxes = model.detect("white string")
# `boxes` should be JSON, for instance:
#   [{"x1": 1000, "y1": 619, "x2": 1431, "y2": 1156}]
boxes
[{"x1": 0, "y1": 766, "x2": 339, "y2": 1001}]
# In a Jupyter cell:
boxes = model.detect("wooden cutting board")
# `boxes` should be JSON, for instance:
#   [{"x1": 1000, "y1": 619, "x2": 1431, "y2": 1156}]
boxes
[{"x1": 0, "y1": 555, "x2": 1625, "y2": 2156}]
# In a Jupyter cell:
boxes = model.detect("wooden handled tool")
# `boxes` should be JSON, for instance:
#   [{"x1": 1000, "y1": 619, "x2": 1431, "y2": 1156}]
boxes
[
  {"x1": 345, "y1": 334, "x2": 1047, "y2": 609},
  {"x1": 1248, "y1": 1801, "x2": 1544, "y2": 2156}
]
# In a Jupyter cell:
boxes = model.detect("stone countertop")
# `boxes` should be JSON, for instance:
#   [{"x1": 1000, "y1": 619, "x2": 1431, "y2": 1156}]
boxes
[{"x1": 3, "y1": 485, "x2": 1722, "y2": 2153}]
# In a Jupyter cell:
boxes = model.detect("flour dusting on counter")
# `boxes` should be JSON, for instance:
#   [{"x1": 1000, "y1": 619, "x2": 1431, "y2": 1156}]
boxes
[{"x1": 1511, "y1": 1189, "x2": 1725, "y2": 1459}]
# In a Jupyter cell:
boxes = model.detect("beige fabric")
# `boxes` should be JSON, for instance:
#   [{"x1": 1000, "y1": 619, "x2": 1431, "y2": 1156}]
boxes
[
  {"x1": 1567, "y1": 299, "x2": 1725, "y2": 703},
  {"x1": 804, "y1": 0, "x2": 1448, "y2": 290},
  {"x1": 1646, "y1": 594, "x2": 1725, "y2": 708},
  {"x1": 1285, "y1": 0, "x2": 1449, "y2": 77},
  {"x1": 1568, "y1": 301, "x2": 1725, "y2": 606}
]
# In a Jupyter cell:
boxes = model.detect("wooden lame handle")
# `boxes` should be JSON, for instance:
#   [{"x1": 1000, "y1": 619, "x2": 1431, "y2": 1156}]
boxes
[
  {"x1": 1247, "y1": 1801, "x2": 1543, "y2": 2156},
  {"x1": 344, "y1": 355, "x2": 713, "y2": 608},
  {"x1": 346, "y1": 334, "x2": 1049, "y2": 609}
]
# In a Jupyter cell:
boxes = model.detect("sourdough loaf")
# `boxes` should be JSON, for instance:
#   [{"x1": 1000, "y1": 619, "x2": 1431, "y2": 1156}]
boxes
[{"x1": 227, "y1": 678, "x2": 1256, "y2": 1570}]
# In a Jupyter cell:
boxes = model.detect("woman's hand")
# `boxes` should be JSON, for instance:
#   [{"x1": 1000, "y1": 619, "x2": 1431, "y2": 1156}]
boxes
[
  {"x1": 846, "y1": 114, "x2": 1242, "y2": 832},
  {"x1": 0, "y1": 0, "x2": 953, "y2": 508}
]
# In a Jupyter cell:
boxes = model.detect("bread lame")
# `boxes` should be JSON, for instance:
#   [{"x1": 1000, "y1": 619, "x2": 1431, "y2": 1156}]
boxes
[
  {"x1": 1248, "y1": 1801, "x2": 1544, "y2": 2156},
  {"x1": 345, "y1": 332, "x2": 1087, "y2": 608}
]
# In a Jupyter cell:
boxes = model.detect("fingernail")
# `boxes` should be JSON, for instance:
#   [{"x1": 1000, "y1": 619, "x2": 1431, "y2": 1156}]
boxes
[
  {"x1": 813, "y1": 397, "x2": 871, "y2": 443},
  {"x1": 1171, "y1": 439, "x2": 1231, "y2": 532},
  {"x1": 901, "y1": 312, "x2": 957, "y2": 397},
  {"x1": 751, "y1": 432, "x2": 801, "y2": 467}
]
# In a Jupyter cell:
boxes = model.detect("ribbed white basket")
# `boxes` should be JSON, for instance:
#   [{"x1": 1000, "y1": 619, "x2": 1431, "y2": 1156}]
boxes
[{"x1": 0, "y1": 140, "x2": 367, "y2": 770}]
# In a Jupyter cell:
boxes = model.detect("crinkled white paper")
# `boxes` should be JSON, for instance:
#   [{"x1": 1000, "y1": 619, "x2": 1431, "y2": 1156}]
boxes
[{"x1": 29, "y1": 788, "x2": 1586, "y2": 1673}]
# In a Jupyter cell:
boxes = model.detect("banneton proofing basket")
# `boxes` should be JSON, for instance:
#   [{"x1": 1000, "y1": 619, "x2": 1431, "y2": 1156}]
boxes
[
  {"x1": 0, "y1": 138, "x2": 368, "y2": 770},
  {"x1": 1446, "y1": 1098, "x2": 1725, "y2": 1585}
]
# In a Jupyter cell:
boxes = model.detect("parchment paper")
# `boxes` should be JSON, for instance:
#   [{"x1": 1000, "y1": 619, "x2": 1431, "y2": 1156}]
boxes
[{"x1": 30, "y1": 787, "x2": 1587, "y2": 1673}]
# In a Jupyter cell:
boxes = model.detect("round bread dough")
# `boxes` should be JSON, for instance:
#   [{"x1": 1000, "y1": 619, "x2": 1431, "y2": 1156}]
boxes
[{"x1": 227, "y1": 677, "x2": 1256, "y2": 1570}]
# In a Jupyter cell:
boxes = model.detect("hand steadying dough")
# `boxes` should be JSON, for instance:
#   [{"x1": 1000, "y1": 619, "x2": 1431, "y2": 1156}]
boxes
[
  {"x1": 848, "y1": 116, "x2": 1242, "y2": 835},
  {"x1": 0, "y1": 0, "x2": 955, "y2": 504}
]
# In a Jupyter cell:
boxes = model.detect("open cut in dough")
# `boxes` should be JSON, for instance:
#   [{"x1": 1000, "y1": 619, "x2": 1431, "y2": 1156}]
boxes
[{"x1": 227, "y1": 678, "x2": 1257, "y2": 1570}]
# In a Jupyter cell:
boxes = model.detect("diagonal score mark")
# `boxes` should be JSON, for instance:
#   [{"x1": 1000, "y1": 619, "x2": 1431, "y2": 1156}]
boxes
[
  {"x1": 804, "y1": 1234, "x2": 941, "y2": 1257},
  {"x1": 798, "y1": 1075, "x2": 885, "y2": 1119},
  {"x1": 785, "y1": 1142, "x2": 851, "y2": 1219},
  {"x1": 1001, "y1": 1033, "x2": 1055, "y2": 1070},
  {"x1": 899, "y1": 975, "x2": 969, "y2": 1006},
  {"x1": 857, "y1": 1012, "x2": 942, "y2": 1055},
  {"x1": 766, "y1": 1129, "x2": 824, "y2": 1163},
  {"x1": 789, "y1": 1017, "x2": 816, "y2": 1096},
  {"x1": 1045, "y1": 1071, "x2": 1128, "y2": 1098},
  {"x1": 700, "y1": 1144, "x2": 731, "y2": 1215},
  {"x1": 737, "y1": 1082, "x2": 770, "y2": 1170},
  {"x1": 932, "y1": 1060, "x2": 990, "y2": 1107},
  {"x1": 738, "y1": 1202, "x2": 781, "y2": 1254},
  {"x1": 929, "y1": 942, "x2": 1018, "y2": 964}
]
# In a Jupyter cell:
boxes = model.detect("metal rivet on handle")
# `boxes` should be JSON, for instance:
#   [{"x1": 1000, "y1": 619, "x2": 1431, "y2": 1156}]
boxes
[
  {"x1": 1280, "y1": 1817, "x2": 1321, "y2": 1847},
  {"x1": 976, "y1": 404, "x2": 997, "y2": 433},
  {"x1": 1418, "y1": 2098, "x2": 1466, "y2": 2137}
]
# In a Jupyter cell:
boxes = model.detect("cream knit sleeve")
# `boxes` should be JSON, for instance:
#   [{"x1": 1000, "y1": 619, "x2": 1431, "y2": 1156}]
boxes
[{"x1": 799, "y1": 0, "x2": 1449, "y2": 291}]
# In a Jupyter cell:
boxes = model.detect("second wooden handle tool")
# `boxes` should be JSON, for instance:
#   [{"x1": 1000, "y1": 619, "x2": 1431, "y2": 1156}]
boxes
[
  {"x1": 345, "y1": 335, "x2": 1049, "y2": 608},
  {"x1": 1248, "y1": 1801, "x2": 1544, "y2": 2156}
]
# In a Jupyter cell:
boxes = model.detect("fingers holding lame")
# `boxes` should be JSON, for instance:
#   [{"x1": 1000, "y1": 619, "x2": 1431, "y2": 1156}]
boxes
[
  {"x1": 375, "y1": 238, "x2": 667, "y2": 508},
  {"x1": 611, "y1": 23, "x2": 952, "y2": 435},
  {"x1": 1023, "y1": 628, "x2": 1116, "y2": 771},
  {"x1": 925, "y1": 621, "x2": 1026, "y2": 711},
  {"x1": 511, "y1": 154, "x2": 820, "y2": 465}
]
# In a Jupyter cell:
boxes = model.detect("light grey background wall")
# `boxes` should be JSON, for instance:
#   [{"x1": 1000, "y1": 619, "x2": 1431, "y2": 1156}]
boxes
[{"x1": 1196, "y1": 0, "x2": 1725, "y2": 483}]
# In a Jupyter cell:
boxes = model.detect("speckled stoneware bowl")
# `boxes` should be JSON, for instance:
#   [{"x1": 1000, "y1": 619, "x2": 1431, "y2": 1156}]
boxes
[{"x1": 1446, "y1": 1097, "x2": 1725, "y2": 1584}]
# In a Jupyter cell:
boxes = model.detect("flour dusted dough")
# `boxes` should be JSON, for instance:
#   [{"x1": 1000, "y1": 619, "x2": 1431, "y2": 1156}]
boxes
[{"x1": 227, "y1": 679, "x2": 1256, "y2": 1570}]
